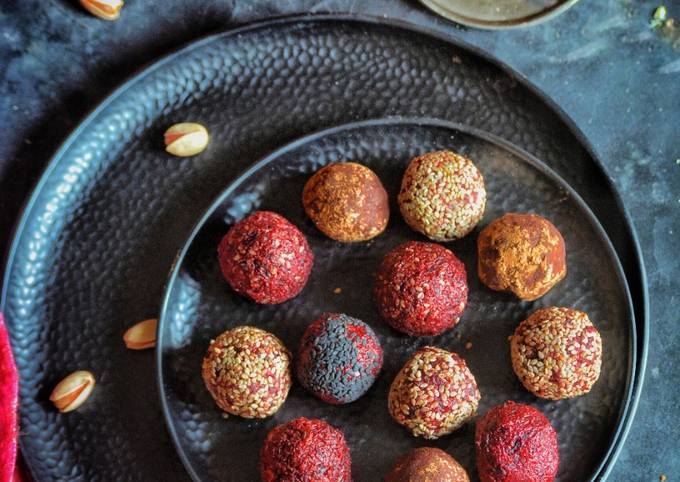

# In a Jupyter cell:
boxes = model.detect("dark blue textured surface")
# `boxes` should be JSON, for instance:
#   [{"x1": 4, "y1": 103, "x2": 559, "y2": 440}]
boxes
[{"x1": 0, "y1": 1, "x2": 677, "y2": 481}]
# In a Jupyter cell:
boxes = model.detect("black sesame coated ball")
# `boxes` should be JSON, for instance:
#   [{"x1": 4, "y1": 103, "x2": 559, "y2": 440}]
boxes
[{"x1": 296, "y1": 313, "x2": 383, "y2": 404}]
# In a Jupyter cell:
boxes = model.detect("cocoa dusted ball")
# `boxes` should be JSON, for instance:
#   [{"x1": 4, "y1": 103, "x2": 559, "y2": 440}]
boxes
[
  {"x1": 218, "y1": 211, "x2": 314, "y2": 304},
  {"x1": 388, "y1": 347, "x2": 480, "y2": 439},
  {"x1": 511, "y1": 307, "x2": 603, "y2": 400},
  {"x1": 398, "y1": 150, "x2": 486, "y2": 241},
  {"x1": 260, "y1": 417, "x2": 352, "y2": 482},
  {"x1": 476, "y1": 401, "x2": 559, "y2": 482},
  {"x1": 374, "y1": 241, "x2": 468, "y2": 337},
  {"x1": 303, "y1": 162, "x2": 389, "y2": 242},
  {"x1": 477, "y1": 213, "x2": 566, "y2": 300},
  {"x1": 202, "y1": 326, "x2": 292, "y2": 418},
  {"x1": 386, "y1": 447, "x2": 470, "y2": 482}
]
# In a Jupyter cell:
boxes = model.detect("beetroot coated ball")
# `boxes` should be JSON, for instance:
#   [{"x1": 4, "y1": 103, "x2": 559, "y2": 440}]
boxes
[
  {"x1": 476, "y1": 401, "x2": 559, "y2": 482},
  {"x1": 218, "y1": 211, "x2": 313, "y2": 304},
  {"x1": 297, "y1": 312, "x2": 383, "y2": 404},
  {"x1": 374, "y1": 241, "x2": 468, "y2": 336},
  {"x1": 260, "y1": 417, "x2": 352, "y2": 482}
]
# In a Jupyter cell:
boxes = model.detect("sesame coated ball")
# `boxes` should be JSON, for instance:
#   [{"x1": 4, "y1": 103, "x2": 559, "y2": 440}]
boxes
[
  {"x1": 303, "y1": 162, "x2": 389, "y2": 242},
  {"x1": 477, "y1": 213, "x2": 566, "y2": 301},
  {"x1": 201, "y1": 326, "x2": 292, "y2": 418},
  {"x1": 218, "y1": 211, "x2": 314, "y2": 304},
  {"x1": 385, "y1": 447, "x2": 470, "y2": 482},
  {"x1": 398, "y1": 150, "x2": 486, "y2": 241},
  {"x1": 374, "y1": 241, "x2": 468, "y2": 337},
  {"x1": 297, "y1": 313, "x2": 383, "y2": 404},
  {"x1": 476, "y1": 401, "x2": 559, "y2": 482},
  {"x1": 260, "y1": 417, "x2": 352, "y2": 482},
  {"x1": 510, "y1": 307, "x2": 602, "y2": 400},
  {"x1": 388, "y1": 347, "x2": 480, "y2": 439}
]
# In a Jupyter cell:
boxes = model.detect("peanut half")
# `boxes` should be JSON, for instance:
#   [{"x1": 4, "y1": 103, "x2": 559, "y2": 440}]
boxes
[
  {"x1": 123, "y1": 318, "x2": 158, "y2": 350},
  {"x1": 79, "y1": 0, "x2": 124, "y2": 21},
  {"x1": 164, "y1": 123, "x2": 210, "y2": 157},
  {"x1": 50, "y1": 370, "x2": 96, "y2": 413}
]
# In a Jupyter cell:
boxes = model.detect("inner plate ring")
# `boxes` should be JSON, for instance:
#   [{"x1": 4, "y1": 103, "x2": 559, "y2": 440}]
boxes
[{"x1": 157, "y1": 117, "x2": 636, "y2": 482}]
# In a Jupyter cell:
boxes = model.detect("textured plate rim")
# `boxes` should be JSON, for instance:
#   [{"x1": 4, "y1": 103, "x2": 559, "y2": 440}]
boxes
[
  {"x1": 418, "y1": 0, "x2": 581, "y2": 30},
  {"x1": 156, "y1": 116, "x2": 637, "y2": 482},
  {"x1": 0, "y1": 14, "x2": 647, "y2": 482}
]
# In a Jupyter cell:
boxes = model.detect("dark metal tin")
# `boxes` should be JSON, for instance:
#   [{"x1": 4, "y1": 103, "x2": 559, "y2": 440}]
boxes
[{"x1": 419, "y1": 0, "x2": 581, "y2": 30}]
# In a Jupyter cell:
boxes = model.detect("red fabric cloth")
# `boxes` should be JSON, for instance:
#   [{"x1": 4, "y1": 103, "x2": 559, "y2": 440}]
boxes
[{"x1": 0, "y1": 313, "x2": 19, "y2": 482}]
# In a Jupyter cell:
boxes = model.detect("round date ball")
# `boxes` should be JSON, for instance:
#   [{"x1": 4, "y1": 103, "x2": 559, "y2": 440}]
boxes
[
  {"x1": 202, "y1": 326, "x2": 292, "y2": 418},
  {"x1": 388, "y1": 346, "x2": 480, "y2": 439},
  {"x1": 398, "y1": 150, "x2": 486, "y2": 241},
  {"x1": 260, "y1": 417, "x2": 352, "y2": 482},
  {"x1": 303, "y1": 162, "x2": 389, "y2": 242},
  {"x1": 477, "y1": 213, "x2": 566, "y2": 301},
  {"x1": 476, "y1": 401, "x2": 559, "y2": 482},
  {"x1": 297, "y1": 312, "x2": 383, "y2": 404},
  {"x1": 511, "y1": 307, "x2": 602, "y2": 400},
  {"x1": 218, "y1": 211, "x2": 314, "y2": 304},
  {"x1": 386, "y1": 447, "x2": 470, "y2": 482},
  {"x1": 375, "y1": 241, "x2": 468, "y2": 336}
]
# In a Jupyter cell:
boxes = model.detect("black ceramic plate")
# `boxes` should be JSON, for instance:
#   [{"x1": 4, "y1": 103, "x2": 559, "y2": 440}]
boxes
[
  {"x1": 0, "y1": 15, "x2": 646, "y2": 481},
  {"x1": 158, "y1": 118, "x2": 635, "y2": 482}
]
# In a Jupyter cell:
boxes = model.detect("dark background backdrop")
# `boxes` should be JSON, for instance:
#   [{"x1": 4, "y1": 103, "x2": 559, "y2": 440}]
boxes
[{"x1": 1, "y1": 0, "x2": 678, "y2": 480}]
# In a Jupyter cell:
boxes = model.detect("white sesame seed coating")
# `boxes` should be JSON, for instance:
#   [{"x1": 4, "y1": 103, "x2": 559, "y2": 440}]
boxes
[
  {"x1": 388, "y1": 346, "x2": 480, "y2": 439},
  {"x1": 202, "y1": 326, "x2": 292, "y2": 418},
  {"x1": 398, "y1": 151, "x2": 486, "y2": 241},
  {"x1": 510, "y1": 307, "x2": 602, "y2": 400}
]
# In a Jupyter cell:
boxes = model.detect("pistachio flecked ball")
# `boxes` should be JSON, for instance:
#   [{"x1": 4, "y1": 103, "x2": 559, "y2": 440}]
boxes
[
  {"x1": 510, "y1": 307, "x2": 602, "y2": 400},
  {"x1": 303, "y1": 162, "x2": 389, "y2": 242},
  {"x1": 398, "y1": 150, "x2": 486, "y2": 241},
  {"x1": 202, "y1": 326, "x2": 292, "y2": 418},
  {"x1": 388, "y1": 347, "x2": 480, "y2": 439}
]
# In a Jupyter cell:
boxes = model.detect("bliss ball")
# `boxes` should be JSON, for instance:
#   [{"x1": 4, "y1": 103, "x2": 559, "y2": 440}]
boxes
[
  {"x1": 476, "y1": 401, "x2": 559, "y2": 482},
  {"x1": 398, "y1": 150, "x2": 486, "y2": 241},
  {"x1": 297, "y1": 312, "x2": 383, "y2": 404},
  {"x1": 260, "y1": 417, "x2": 352, "y2": 482},
  {"x1": 201, "y1": 326, "x2": 292, "y2": 418},
  {"x1": 477, "y1": 213, "x2": 566, "y2": 301},
  {"x1": 511, "y1": 307, "x2": 603, "y2": 400},
  {"x1": 386, "y1": 447, "x2": 470, "y2": 482},
  {"x1": 374, "y1": 241, "x2": 468, "y2": 336},
  {"x1": 218, "y1": 211, "x2": 314, "y2": 304},
  {"x1": 388, "y1": 347, "x2": 480, "y2": 439},
  {"x1": 303, "y1": 162, "x2": 389, "y2": 242}
]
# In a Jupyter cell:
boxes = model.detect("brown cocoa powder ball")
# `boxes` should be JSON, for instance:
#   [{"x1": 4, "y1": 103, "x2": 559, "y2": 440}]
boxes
[
  {"x1": 385, "y1": 447, "x2": 470, "y2": 482},
  {"x1": 303, "y1": 162, "x2": 389, "y2": 242},
  {"x1": 477, "y1": 213, "x2": 566, "y2": 300}
]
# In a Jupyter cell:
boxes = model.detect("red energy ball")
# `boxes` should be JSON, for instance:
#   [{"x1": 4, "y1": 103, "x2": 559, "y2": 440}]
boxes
[
  {"x1": 260, "y1": 417, "x2": 352, "y2": 482},
  {"x1": 475, "y1": 401, "x2": 559, "y2": 482},
  {"x1": 374, "y1": 241, "x2": 468, "y2": 336},
  {"x1": 218, "y1": 211, "x2": 314, "y2": 304}
]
